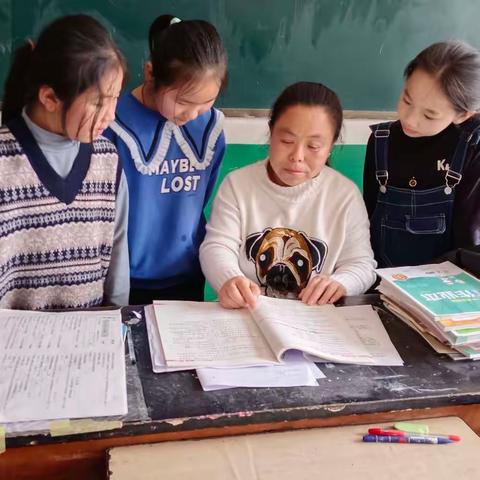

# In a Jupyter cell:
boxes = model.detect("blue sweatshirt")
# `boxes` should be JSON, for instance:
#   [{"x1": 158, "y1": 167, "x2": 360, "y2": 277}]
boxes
[{"x1": 105, "y1": 93, "x2": 225, "y2": 289}]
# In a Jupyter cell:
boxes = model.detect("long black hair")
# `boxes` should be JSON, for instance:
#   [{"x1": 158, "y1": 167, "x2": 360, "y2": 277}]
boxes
[
  {"x1": 405, "y1": 41, "x2": 480, "y2": 113},
  {"x1": 2, "y1": 14, "x2": 127, "y2": 125},
  {"x1": 148, "y1": 14, "x2": 227, "y2": 92}
]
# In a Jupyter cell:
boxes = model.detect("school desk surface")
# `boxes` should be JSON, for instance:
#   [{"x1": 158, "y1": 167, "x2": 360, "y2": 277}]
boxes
[
  {"x1": 106, "y1": 417, "x2": 479, "y2": 480},
  {"x1": 2, "y1": 294, "x2": 480, "y2": 480}
]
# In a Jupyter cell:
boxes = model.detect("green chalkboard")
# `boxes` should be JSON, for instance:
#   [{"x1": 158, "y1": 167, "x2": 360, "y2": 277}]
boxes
[{"x1": 1, "y1": 0, "x2": 480, "y2": 110}]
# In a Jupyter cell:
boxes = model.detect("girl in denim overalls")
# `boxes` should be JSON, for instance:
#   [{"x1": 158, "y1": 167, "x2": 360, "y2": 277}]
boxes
[{"x1": 363, "y1": 41, "x2": 480, "y2": 268}]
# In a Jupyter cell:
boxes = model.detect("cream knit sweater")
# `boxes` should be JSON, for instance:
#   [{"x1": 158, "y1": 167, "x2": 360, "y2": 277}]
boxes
[{"x1": 200, "y1": 160, "x2": 376, "y2": 297}]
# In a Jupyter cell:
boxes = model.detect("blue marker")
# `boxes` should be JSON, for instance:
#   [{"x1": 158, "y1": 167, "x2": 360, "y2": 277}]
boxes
[{"x1": 363, "y1": 434, "x2": 454, "y2": 444}]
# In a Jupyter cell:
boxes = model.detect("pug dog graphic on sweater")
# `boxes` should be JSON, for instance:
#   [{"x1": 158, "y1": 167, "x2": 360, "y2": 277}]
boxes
[{"x1": 245, "y1": 227, "x2": 327, "y2": 298}]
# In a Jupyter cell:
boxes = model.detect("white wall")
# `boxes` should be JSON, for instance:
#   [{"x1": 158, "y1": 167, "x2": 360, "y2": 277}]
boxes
[{"x1": 223, "y1": 116, "x2": 393, "y2": 145}]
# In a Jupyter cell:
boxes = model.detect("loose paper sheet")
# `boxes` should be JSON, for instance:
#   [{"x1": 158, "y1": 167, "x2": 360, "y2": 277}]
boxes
[
  {"x1": 145, "y1": 305, "x2": 189, "y2": 373},
  {"x1": 0, "y1": 309, "x2": 127, "y2": 422},
  {"x1": 196, "y1": 351, "x2": 325, "y2": 390}
]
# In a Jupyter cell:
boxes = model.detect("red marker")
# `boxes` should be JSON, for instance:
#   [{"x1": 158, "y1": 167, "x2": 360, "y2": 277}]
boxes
[{"x1": 368, "y1": 428, "x2": 461, "y2": 442}]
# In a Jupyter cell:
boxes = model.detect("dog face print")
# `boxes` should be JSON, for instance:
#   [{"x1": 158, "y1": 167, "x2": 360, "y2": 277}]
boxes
[{"x1": 245, "y1": 227, "x2": 327, "y2": 298}]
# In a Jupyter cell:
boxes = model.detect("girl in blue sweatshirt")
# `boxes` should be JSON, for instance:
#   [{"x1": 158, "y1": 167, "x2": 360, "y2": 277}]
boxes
[{"x1": 105, "y1": 15, "x2": 227, "y2": 303}]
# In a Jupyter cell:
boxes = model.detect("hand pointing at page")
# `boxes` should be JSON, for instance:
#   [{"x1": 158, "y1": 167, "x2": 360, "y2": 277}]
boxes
[{"x1": 218, "y1": 276, "x2": 261, "y2": 309}]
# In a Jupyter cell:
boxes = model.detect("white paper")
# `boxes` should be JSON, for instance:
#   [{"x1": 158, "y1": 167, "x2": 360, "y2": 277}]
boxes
[
  {"x1": 309, "y1": 362, "x2": 325, "y2": 379},
  {"x1": 308, "y1": 305, "x2": 403, "y2": 366},
  {"x1": 144, "y1": 305, "x2": 189, "y2": 373},
  {"x1": 251, "y1": 297, "x2": 375, "y2": 364},
  {"x1": 153, "y1": 301, "x2": 278, "y2": 368},
  {"x1": 0, "y1": 309, "x2": 127, "y2": 422},
  {"x1": 196, "y1": 351, "x2": 324, "y2": 391},
  {"x1": 4, "y1": 420, "x2": 50, "y2": 434}
]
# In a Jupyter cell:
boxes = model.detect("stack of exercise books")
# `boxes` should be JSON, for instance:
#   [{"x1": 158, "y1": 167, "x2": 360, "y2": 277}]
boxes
[
  {"x1": 377, "y1": 261, "x2": 480, "y2": 360},
  {"x1": 145, "y1": 295, "x2": 404, "y2": 390}
]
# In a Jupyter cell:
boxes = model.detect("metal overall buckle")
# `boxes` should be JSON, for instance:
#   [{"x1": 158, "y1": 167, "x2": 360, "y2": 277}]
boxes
[
  {"x1": 444, "y1": 170, "x2": 462, "y2": 195},
  {"x1": 376, "y1": 170, "x2": 389, "y2": 193},
  {"x1": 374, "y1": 129, "x2": 390, "y2": 138}
]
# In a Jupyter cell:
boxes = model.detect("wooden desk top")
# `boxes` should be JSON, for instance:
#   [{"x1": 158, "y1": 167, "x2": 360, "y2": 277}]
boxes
[{"x1": 107, "y1": 417, "x2": 480, "y2": 480}]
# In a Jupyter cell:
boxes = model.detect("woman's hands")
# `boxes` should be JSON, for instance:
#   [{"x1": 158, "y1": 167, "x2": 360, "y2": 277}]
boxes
[
  {"x1": 298, "y1": 275, "x2": 346, "y2": 305},
  {"x1": 218, "y1": 276, "x2": 261, "y2": 309},
  {"x1": 219, "y1": 275, "x2": 346, "y2": 308}
]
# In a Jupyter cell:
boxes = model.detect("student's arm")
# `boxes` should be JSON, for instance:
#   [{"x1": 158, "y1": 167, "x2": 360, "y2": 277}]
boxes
[
  {"x1": 363, "y1": 134, "x2": 378, "y2": 218},
  {"x1": 452, "y1": 146, "x2": 480, "y2": 249},
  {"x1": 103, "y1": 170, "x2": 130, "y2": 306},
  {"x1": 329, "y1": 189, "x2": 377, "y2": 295},
  {"x1": 199, "y1": 175, "x2": 246, "y2": 293},
  {"x1": 437, "y1": 146, "x2": 480, "y2": 271}
]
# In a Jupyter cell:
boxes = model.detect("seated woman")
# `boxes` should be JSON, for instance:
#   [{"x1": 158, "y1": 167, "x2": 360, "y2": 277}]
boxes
[{"x1": 200, "y1": 82, "x2": 376, "y2": 309}]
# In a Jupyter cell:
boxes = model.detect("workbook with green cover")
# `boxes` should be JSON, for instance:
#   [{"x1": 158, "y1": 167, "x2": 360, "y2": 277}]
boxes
[
  {"x1": 377, "y1": 262, "x2": 480, "y2": 356},
  {"x1": 377, "y1": 262, "x2": 480, "y2": 318}
]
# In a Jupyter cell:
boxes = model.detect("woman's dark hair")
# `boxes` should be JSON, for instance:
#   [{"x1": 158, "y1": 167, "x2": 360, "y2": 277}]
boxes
[
  {"x1": 405, "y1": 40, "x2": 480, "y2": 113},
  {"x1": 2, "y1": 14, "x2": 127, "y2": 124},
  {"x1": 269, "y1": 81, "x2": 343, "y2": 143},
  {"x1": 148, "y1": 14, "x2": 227, "y2": 92}
]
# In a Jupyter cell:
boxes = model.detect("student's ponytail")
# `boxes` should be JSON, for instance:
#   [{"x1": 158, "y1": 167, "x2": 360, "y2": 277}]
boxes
[
  {"x1": 147, "y1": 14, "x2": 227, "y2": 91},
  {"x1": 2, "y1": 42, "x2": 35, "y2": 124}
]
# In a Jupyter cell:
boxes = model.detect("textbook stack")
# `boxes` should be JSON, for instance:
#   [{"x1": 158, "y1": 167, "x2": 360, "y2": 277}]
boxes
[{"x1": 377, "y1": 262, "x2": 480, "y2": 360}]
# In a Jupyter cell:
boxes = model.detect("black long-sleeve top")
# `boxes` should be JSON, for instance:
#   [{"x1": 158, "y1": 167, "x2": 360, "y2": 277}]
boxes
[{"x1": 363, "y1": 120, "x2": 480, "y2": 250}]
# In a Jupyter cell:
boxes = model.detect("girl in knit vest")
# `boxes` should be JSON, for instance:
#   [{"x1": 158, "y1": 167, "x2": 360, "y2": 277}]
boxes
[{"x1": 0, "y1": 15, "x2": 129, "y2": 310}]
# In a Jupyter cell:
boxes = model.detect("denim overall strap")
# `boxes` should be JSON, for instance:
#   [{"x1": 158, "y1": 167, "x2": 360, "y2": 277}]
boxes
[
  {"x1": 444, "y1": 119, "x2": 480, "y2": 194},
  {"x1": 371, "y1": 122, "x2": 393, "y2": 193}
]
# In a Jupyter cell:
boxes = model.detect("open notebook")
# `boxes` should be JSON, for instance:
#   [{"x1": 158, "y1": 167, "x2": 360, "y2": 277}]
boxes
[{"x1": 147, "y1": 296, "x2": 403, "y2": 369}]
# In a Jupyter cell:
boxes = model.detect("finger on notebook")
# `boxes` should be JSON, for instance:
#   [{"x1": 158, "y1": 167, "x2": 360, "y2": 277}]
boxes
[
  {"x1": 328, "y1": 287, "x2": 345, "y2": 304},
  {"x1": 317, "y1": 282, "x2": 338, "y2": 305},
  {"x1": 248, "y1": 282, "x2": 261, "y2": 306},
  {"x1": 303, "y1": 277, "x2": 329, "y2": 305},
  {"x1": 250, "y1": 282, "x2": 261, "y2": 296},
  {"x1": 219, "y1": 290, "x2": 239, "y2": 309},
  {"x1": 230, "y1": 283, "x2": 250, "y2": 308},
  {"x1": 301, "y1": 275, "x2": 326, "y2": 299},
  {"x1": 238, "y1": 281, "x2": 257, "y2": 308},
  {"x1": 219, "y1": 280, "x2": 247, "y2": 309}
]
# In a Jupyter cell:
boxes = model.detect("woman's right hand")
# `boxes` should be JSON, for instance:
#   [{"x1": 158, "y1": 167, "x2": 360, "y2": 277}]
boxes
[{"x1": 218, "y1": 276, "x2": 261, "y2": 309}]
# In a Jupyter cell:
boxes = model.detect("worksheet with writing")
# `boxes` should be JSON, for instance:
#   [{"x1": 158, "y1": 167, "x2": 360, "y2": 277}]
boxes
[
  {"x1": 306, "y1": 305, "x2": 403, "y2": 366},
  {"x1": 153, "y1": 301, "x2": 278, "y2": 367},
  {"x1": 251, "y1": 297, "x2": 375, "y2": 364},
  {"x1": 0, "y1": 309, "x2": 127, "y2": 422}
]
